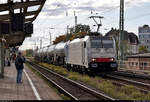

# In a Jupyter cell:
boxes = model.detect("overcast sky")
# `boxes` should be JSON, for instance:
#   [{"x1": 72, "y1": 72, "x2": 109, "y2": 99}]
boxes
[{"x1": 1, "y1": 0, "x2": 150, "y2": 50}]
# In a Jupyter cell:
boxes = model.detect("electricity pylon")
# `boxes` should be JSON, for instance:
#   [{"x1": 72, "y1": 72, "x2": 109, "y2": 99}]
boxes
[{"x1": 119, "y1": 0, "x2": 124, "y2": 61}]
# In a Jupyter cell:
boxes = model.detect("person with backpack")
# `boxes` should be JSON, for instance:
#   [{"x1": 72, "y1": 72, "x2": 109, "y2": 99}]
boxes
[{"x1": 15, "y1": 52, "x2": 25, "y2": 84}]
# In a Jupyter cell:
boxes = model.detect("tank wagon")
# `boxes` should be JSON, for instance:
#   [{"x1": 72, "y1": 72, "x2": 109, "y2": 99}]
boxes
[
  {"x1": 47, "y1": 45, "x2": 56, "y2": 64},
  {"x1": 53, "y1": 42, "x2": 67, "y2": 65},
  {"x1": 35, "y1": 35, "x2": 118, "y2": 73}
]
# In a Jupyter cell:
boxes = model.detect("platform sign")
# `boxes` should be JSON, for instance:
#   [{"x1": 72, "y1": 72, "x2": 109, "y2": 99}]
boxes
[
  {"x1": 0, "y1": 22, "x2": 10, "y2": 35},
  {"x1": 11, "y1": 13, "x2": 25, "y2": 32}
]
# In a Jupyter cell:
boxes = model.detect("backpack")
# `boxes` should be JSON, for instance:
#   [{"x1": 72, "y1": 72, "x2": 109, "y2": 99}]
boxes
[{"x1": 15, "y1": 56, "x2": 21, "y2": 66}]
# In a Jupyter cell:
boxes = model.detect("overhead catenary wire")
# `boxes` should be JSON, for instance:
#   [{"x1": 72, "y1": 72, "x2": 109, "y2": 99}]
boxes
[
  {"x1": 126, "y1": 12, "x2": 150, "y2": 22},
  {"x1": 38, "y1": 0, "x2": 66, "y2": 27},
  {"x1": 36, "y1": 0, "x2": 115, "y2": 33},
  {"x1": 104, "y1": 6, "x2": 150, "y2": 28},
  {"x1": 35, "y1": 0, "x2": 140, "y2": 36},
  {"x1": 99, "y1": 0, "x2": 135, "y2": 15},
  {"x1": 26, "y1": 0, "x2": 150, "y2": 50},
  {"x1": 99, "y1": 0, "x2": 138, "y2": 30},
  {"x1": 35, "y1": 2, "x2": 123, "y2": 45},
  {"x1": 52, "y1": 0, "x2": 136, "y2": 32},
  {"x1": 38, "y1": 0, "x2": 118, "y2": 29}
]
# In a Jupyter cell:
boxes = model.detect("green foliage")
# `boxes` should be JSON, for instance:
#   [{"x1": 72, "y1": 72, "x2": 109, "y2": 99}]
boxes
[
  {"x1": 123, "y1": 40, "x2": 130, "y2": 55},
  {"x1": 26, "y1": 49, "x2": 33, "y2": 57},
  {"x1": 40, "y1": 63, "x2": 68, "y2": 76},
  {"x1": 138, "y1": 46, "x2": 148, "y2": 53},
  {"x1": 144, "y1": 92, "x2": 150, "y2": 100},
  {"x1": 120, "y1": 85, "x2": 146, "y2": 100},
  {"x1": 60, "y1": 94, "x2": 71, "y2": 100},
  {"x1": 75, "y1": 24, "x2": 90, "y2": 33},
  {"x1": 66, "y1": 33, "x2": 72, "y2": 41},
  {"x1": 53, "y1": 24, "x2": 91, "y2": 44},
  {"x1": 38, "y1": 62, "x2": 149, "y2": 100},
  {"x1": 68, "y1": 72, "x2": 81, "y2": 81},
  {"x1": 121, "y1": 85, "x2": 137, "y2": 95},
  {"x1": 53, "y1": 35, "x2": 66, "y2": 44},
  {"x1": 69, "y1": 24, "x2": 90, "y2": 34}
]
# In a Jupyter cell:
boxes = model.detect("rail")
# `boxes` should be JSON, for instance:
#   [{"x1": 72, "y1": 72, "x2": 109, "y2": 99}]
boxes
[
  {"x1": 104, "y1": 74, "x2": 150, "y2": 93},
  {"x1": 26, "y1": 60, "x2": 115, "y2": 100}
]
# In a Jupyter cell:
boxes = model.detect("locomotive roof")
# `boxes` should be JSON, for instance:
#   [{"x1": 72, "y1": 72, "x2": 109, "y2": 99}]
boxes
[
  {"x1": 83, "y1": 36, "x2": 89, "y2": 41},
  {"x1": 70, "y1": 38, "x2": 83, "y2": 44}
]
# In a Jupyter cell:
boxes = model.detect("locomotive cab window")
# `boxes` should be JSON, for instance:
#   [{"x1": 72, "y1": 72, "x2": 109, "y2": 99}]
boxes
[
  {"x1": 102, "y1": 40, "x2": 113, "y2": 48},
  {"x1": 91, "y1": 40, "x2": 102, "y2": 48},
  {"x1": 90, "y1": 36, "x2": 113, "y2": 48}
]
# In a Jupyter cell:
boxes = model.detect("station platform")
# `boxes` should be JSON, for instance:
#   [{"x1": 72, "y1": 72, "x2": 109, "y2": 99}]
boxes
[{"x1": 0, "y1": 62, "x2": 62, "y2": 100}]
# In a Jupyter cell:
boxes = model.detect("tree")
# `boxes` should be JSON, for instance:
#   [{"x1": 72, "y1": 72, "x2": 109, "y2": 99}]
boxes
[
  {"x1": 138, "y1": 46, "x2": 148, "y2": 53},
  {"x1": 69, "y1": 24, "x2": 90, "y2": 40},
  {"x1": 69, "y1": 24, "x2": 91, "y2": 34},
  {"x1": 53, "y1": 35, "x2": 66, "y2": 44},
  {"x1": 75, "y1": 24, "x2": 90, "y2": 33},
  {"x1": 53, "y1": 24, "x2": 91, "y2": 44},
  {"x1": 124, "y1": 40, "x2": 130, "y2": 55},
  {"x1": 26, "y1": 49, "x2": 33, "y2": 57},
  {"x1": 70, "y1": 32, "x2": 88, "y2": 40}
]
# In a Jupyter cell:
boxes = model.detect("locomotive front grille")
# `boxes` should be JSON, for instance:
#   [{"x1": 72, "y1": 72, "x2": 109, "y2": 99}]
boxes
[{"x1": 89, "y1": 62, "x2": 118, "y2": 72}]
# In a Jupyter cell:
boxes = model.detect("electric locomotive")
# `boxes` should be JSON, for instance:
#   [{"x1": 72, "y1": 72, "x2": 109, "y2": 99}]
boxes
[{"x1": 65, "y1": 35, "x2": 118, "y2": 73}]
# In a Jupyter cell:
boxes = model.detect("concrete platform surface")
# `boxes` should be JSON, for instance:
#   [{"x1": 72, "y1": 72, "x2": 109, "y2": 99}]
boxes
[{"x1": 0, "y1": 62, "x2": 62, "y2": 100}]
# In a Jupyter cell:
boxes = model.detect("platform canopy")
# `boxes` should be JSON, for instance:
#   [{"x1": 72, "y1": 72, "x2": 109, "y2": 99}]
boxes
[{"x1": 0, "y1": 0, "x2": 46, "y2": 47}]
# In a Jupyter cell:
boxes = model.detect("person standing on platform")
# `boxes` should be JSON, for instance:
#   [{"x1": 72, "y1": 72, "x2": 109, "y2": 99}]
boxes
[
  {"x1": 12, "y1": 53, "x2": 16, "y2": 62},
  {"x1": 15, "y1": 52, "x2": 25, "y2": 84}
]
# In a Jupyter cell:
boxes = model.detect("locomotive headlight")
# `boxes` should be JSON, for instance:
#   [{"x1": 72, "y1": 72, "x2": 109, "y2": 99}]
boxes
[
  {"x1": 92, "y1": 58, "x2": 96, "y2": 62},
  {"x1": 110, "y1": 58, "x2": 114, "y2": 61}
]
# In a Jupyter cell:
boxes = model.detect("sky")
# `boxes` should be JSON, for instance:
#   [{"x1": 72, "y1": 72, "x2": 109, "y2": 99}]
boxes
[{"x1": 1, "y1": 0, "x2": 150, "y2": 50}]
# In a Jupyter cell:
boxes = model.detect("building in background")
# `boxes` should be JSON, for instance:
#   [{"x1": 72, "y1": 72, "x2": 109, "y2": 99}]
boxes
[
  {"x1": 126, "y1": 53, "x2": 150, "y2": 71},
  {"x1": 139, "y1": 25, "x2": 150, "y2": 51},
  {"x1": 105, "y1": 28, "x2": 139, "y2": 56}
]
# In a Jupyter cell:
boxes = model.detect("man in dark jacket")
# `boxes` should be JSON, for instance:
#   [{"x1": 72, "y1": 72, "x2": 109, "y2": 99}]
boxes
[{"x1": 15, "y1": 52, "x2": 25, "y2": 84}]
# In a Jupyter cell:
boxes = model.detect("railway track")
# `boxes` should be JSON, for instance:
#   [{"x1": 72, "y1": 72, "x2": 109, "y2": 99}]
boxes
[
  {"x1": 102, "y1": 73, "x2": 150, "y2": 93},
  {"x1": 110, "y1": 71, "x2": 150, "y2": 86},
  {"x1": 112, "y1": 71, "x2": 150, "y2": 79},
  {"x1": 26, "y1": 61, "x2": 115, "y2": 100}
]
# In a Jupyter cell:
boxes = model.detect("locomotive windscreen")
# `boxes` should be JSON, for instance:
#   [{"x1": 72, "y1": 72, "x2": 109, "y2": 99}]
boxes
[
  {"x1": 102, "y1": 39, "x2": 113, "y2": 48},
  {"x1": 90, "y1": 36, "x2": 113, "y2": 48},
  {"x1": 91, "y1": 40, "x2": 102, "y2": 48}
]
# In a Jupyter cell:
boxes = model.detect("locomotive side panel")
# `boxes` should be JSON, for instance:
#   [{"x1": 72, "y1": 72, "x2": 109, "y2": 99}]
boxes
[{"x1": 67, "y1": 39, "x2": 84, "y2": 66}]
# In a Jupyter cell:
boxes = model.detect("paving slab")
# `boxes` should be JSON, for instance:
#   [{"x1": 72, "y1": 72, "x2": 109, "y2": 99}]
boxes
[{"x1": 0, "y1": 62, "x2": 62, "y2": 100}]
